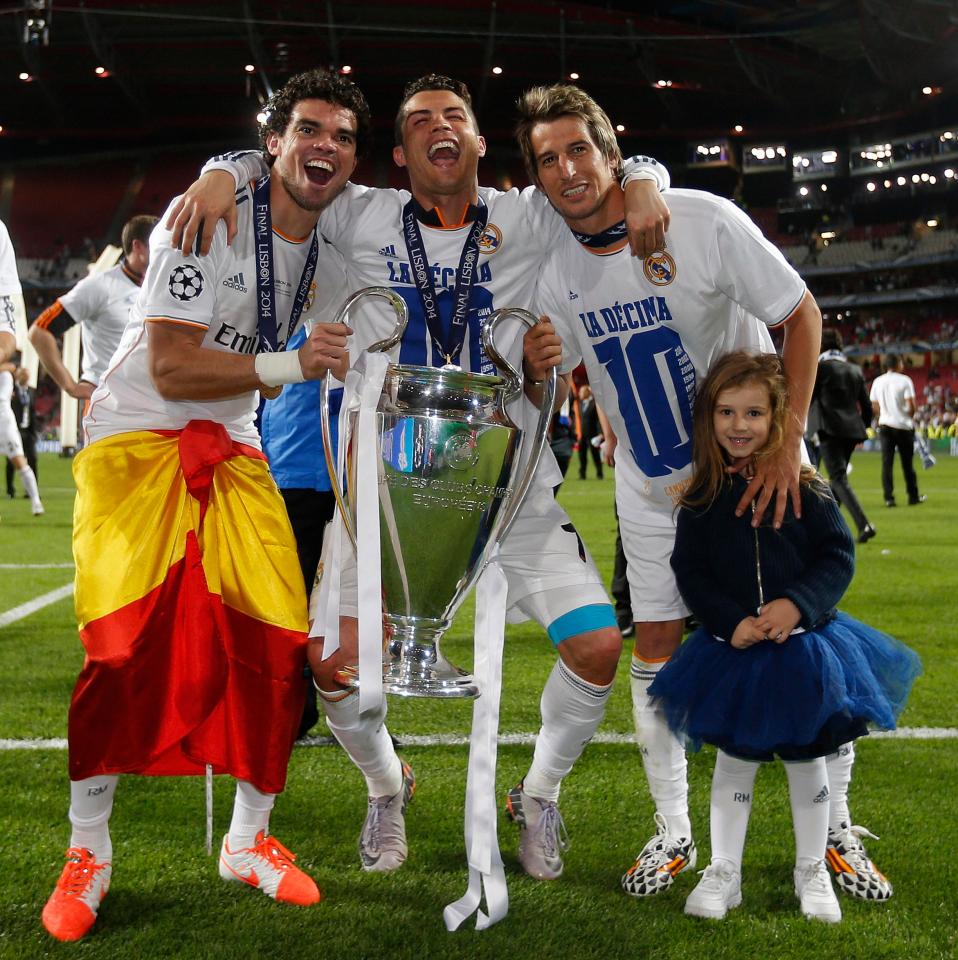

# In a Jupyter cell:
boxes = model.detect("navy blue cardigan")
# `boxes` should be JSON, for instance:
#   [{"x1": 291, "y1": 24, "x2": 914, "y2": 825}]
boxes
[{"x1": 670, "y1": 475, "x2": 855, "y2": 641}]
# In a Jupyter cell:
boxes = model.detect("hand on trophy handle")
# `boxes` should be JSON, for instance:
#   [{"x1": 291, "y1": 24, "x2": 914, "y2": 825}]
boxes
[
  {"x1": 299, "y1": 321, "x2": 352, "y2": 382},
  {"x1": 482, "y1": 307, "x2": 557, "y2": 550},
  {"x1": 521, "y1": 316, "x2": 564, "y2": 404}
]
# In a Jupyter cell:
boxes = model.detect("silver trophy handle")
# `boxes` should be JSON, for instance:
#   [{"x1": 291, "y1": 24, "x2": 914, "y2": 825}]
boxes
[
  {"x1": 481, "y1": 306, "x2": 557, "y2": 547},
  {"x1": 320, "y1": 287, "x2": 410, "y2": 549}
]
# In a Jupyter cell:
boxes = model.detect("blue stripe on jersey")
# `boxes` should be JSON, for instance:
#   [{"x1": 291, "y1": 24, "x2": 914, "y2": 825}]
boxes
[
  {"x1": 547, "y1": 603, "x2": 617, "y2": 646},
  {"x1": 393, "y1": 284, "x2": 495, "y2": 373},
  {"x1": 396, "y1": 289, "x2": 429, "y2": 366}
]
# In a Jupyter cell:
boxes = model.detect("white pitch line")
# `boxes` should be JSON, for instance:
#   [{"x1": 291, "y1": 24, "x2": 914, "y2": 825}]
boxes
[
  {"x1": 0, "y1": 563, "x2": 74, "y2": 569},
  {"x1": 0, "y1": 582, "x2": 74, "y2": 629},
  {"x1": 1, "y1": 727, "x2": 956, "y2": 752}
]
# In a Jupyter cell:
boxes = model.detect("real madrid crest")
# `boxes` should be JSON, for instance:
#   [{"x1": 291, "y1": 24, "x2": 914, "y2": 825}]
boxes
[
  {"x1": 643, "y1": 249, "x2": 676, "y2": 286},
  {"x1": 478, "y1": 223, "x2": 503, "y2": 254}
]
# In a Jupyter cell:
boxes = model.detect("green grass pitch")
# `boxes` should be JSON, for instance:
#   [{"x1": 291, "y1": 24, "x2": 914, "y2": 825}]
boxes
[{"x1": 0, "y1": 450, "x2": 955, "y2": 959}]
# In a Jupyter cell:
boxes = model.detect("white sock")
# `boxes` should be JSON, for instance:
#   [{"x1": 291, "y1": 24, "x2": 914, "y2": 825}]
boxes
[
  {"x1": 522, "y1": 659, "x2": 613, "y2": 803},
  {"x1": 320, "y1": 687, "x2": 402, "y2": 797},
  {"x1": 227, "y1": 780, "x2": 276, "y2": 850},
  {"x1": 630, "y1": 655, "x2": 690, "y2": 837},
  {"x1": 19, "y1": 465, "x2": 41, "y2": 509},
  {"x1": 825, "y1": 742, "x2": 855, "y2": 832},
  {"x1": 785, "y1": 758, "x2": 830, "y2": 867},
  {"x1": 709, "y1": 751, "x2": 758, "y2": 870},
  {"x1": 69, "y1": 775, "x2": 118, "y2": 862}
]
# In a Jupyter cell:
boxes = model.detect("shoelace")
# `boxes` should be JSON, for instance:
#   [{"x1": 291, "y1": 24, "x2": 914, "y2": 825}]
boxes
[
  {"x1": 533, "y1": 803, "x2": 569, "y2": 858},
  {"x1": 362, "y1": 797, "x2": 394, "y2": 854},
  {"x1": 57, "y1": 848, "x2": 107, "y2": 896},
  {"x1": 838, "y1": 825, "x2": 880, "y2": 869},
  {"x1": 797, "y1": 860, "x2": 832, "y2": 894},
  {"x1": 696, "y1": 862, "x2": 735, "y2": 891},
  {"x1": 845, "y1": 824, "x2": 880, "y2": 848},
  {"x1": 249, "y1": 834, "x2": 297, "y2": 872},
  {"x1": 640, "y1": 813, "x2": 683, "y2": 865}
]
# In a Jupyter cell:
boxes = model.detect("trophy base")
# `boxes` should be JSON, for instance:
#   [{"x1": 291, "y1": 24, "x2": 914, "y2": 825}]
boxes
[
  {"x1": 338, "y1": 626, "x2": 479, "y2": 698},
  {"x1": 383, "y1": 624, "x2": 479, "y2": 699},
  {"x1": 382, "y1": 657, "x2": 479, "y2": 699}
]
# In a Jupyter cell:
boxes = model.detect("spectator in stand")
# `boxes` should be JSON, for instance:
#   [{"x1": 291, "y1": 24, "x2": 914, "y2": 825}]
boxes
[
  {"x1": 808, "y1": 328, "x2": 875, "y2": 543},
  {"x1": 870, "y1": 353, "x2": 925, "y2": 507}
]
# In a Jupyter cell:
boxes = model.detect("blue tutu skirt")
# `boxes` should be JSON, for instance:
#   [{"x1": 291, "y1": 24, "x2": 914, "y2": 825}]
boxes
[{"x1": 648, "y1": 611, "x2": 921, "y2": 761}]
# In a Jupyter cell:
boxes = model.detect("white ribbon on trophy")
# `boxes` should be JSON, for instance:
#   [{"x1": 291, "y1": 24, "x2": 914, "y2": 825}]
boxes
[
  {"x1": 443, "y1": 552, "x2": 509, "y2": 930},
  {"x1": 310, "y1": 351, "x2": 388, "y2": 717},
  {"x1": 354, "y1": 352, "x2": 389, "y2": 715}
]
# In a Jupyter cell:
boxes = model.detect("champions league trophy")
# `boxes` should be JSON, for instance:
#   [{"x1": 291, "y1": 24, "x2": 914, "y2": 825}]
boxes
[{"x1": 320, "y1": 287, "x2": 556, "y2": 699}]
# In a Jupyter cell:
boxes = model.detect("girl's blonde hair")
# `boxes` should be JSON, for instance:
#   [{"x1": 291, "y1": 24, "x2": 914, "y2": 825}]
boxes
[{"x1": 682, "y1": 350, "x2": 819, "y2": 510}]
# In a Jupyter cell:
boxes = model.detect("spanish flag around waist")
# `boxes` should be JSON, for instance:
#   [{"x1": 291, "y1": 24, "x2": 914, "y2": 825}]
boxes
[{"x1": 68, "y1": 420, "x2": 308, "y2": 795}]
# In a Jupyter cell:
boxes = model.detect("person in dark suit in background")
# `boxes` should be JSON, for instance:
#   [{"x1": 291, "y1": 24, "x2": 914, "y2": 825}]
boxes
[
  {"x1": 6, "y1": 364, "x2": 38, "y2": 498},
  {"x1": 807, "y1": 328, "x2": 875, "y2": 544},
  {"x1": 577, "y1": 384, "x2": 603, "y2": 479}
]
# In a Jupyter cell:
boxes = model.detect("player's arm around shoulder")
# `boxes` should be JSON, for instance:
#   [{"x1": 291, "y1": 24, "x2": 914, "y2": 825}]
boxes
[
  {"x1": 314, "y1": 181, "x2": 392, "y2": 257},
  {"x1": 147, "y1": 216, "x2": 254, "y2": 400},
  {"x1": 520, "y1": 166, "x2": 670, "y2": 259}
]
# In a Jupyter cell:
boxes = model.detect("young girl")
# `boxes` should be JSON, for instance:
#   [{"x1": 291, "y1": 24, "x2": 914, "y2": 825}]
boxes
[{"x1": 649, "y1": 351, "x2": 920, "y2": 924}]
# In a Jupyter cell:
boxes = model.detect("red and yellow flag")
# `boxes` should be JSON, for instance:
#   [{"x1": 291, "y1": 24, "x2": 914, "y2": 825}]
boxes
[{"x1": 68, "y1": 421, "x2": 308, "y2": 795}]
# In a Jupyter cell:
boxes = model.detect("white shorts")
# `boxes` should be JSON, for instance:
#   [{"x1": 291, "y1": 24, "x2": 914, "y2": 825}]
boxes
[
  {"x1": 314, "y1": 483, "x2": 613, "y2": 641},
  {"x1": 0, "y1": 408, "x2": 24, "y2": 460},
  {"x1": 618, "y1": 509, "x2": 689, "y2": 623}
]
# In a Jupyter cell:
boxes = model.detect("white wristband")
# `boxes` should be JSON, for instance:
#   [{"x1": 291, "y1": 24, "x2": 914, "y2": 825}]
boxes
[
  {"x1": 620, "y1": 155, "x2": 670, "y2": 191},
  {"x1": 623, "y1": 170, "x2": 659, "y2": 184},
  {"x1": 255, "y1": 350, "x2": 305, "y2": 387}
]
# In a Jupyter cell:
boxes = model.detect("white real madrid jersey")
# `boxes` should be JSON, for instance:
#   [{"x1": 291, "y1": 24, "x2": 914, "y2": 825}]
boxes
[
  {"x1": 317, "y1": 182, "x2": 569, "y2": 486},
  {"x1": 0, "y1": 220, "x2": 22, "y2": 341},
  {"x1": 537, "y1": 188, "x2": 806, "y2": 525},
  {"x1": 57, "y1": 263, "x2": 142, "y2": 385},
  {"x1": 0, "y1": 220, "x2": 21, "y2": 299},
  {"x1": 85, "y1": 185, "x2": 347, "y2": 447}
]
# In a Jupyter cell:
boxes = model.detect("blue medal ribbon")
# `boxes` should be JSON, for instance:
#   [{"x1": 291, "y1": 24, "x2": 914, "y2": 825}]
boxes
[
  {"x1": 570, "y1": 219, "x2": 628, "y2": 249},
  {"x1": 400, "y1": 198, "x2": 488, "y2": 365},
  {"x1": 253, "y1": 176, "x2": 319, "y2": 353}
]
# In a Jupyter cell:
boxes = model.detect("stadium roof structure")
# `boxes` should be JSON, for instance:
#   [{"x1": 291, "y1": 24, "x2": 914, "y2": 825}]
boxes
[{"x1": 1, "y1": 0, "x2": 957, "y2": 162}]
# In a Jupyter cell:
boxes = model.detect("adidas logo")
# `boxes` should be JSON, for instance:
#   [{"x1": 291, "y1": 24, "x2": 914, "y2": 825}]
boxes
[
  {"x1": 568, "y1": 290, "x2": 579, "y2": 300},
  {"x1": 812, "y1": 785, "x2": 831, "y2": 804},
  {"x1": 223, "y1": 272, "x2": 247, "y2": 292},
  {"x1": 378, "y1": 243, "x2": 398, "y2": 257}
]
